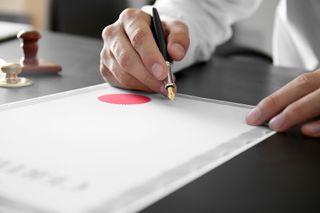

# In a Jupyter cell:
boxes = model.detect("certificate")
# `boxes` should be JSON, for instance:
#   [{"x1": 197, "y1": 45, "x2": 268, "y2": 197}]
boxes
[{"x1": 0, "y1": 84, "x2": 274, "y2": 213}]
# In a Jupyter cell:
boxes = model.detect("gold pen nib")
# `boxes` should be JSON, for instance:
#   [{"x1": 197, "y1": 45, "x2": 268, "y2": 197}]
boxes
[{"x1": 167, "y1": 86, "x2": 175, "y2": 101}]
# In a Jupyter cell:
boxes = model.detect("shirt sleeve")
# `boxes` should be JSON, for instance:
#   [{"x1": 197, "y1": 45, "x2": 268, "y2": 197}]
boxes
[{"x1": 142, "y1": 0, "x2": 262, "y2": 72}]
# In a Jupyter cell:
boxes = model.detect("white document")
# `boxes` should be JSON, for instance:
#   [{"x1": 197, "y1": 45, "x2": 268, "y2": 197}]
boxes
[
  {"x1": 0, "y1": 21, "x2": 31, "y2": 41},
  {"x1": 0, "y1": 84, "x2": 274, "y2": 213}
]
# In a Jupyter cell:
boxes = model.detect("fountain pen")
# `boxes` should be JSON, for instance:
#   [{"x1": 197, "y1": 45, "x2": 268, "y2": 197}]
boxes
[{"x1": 151, "y1": 7, "x2": 175, "y2": 100}]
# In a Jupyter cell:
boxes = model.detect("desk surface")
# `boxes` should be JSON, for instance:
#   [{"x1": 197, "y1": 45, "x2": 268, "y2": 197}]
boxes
[{"x1": 1, "y1": 32, "x2": 319, "y2": 212}]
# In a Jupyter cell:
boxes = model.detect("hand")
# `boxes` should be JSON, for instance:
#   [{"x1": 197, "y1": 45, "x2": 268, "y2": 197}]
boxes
[
  {"x1": 246, "y1": 69, "x2": 320, "y2": 137},
  {"x1": 100, "y1": 8, "x2": 189, "y2": 94}
]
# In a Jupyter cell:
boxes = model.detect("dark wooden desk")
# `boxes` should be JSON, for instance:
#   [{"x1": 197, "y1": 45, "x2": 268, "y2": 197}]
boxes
[
  {"x1": 1, "y1": 32, "x2": 319, "y2": 213},
  {"x1": 0, "y1": 32, "x2": 104, "y2": 104}
]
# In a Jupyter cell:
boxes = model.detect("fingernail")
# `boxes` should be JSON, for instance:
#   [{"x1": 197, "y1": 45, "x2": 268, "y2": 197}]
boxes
[
  {"x1": 160, "y1": 84, "x2": 167, "y2": 96},
  {"x1": 172, "y1": 43, "x2": 185, "y2": 58},
  {"x1": 151, "y1": 63, "x2": 164, "y2": 80},
  {"x1": 269, "y1": 114, "x2": 286, "y2": 131},
  {"x1": 246, "y1": 107, "x2": 261, "y2": 125}
]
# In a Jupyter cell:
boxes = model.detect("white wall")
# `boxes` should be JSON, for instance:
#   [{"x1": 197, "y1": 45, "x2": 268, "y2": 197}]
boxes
[{"x1": 0, "y1": 0, "x2": 50, "y2": 29}]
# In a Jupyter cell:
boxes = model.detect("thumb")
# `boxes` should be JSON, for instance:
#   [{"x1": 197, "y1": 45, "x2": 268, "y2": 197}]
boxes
[{"x1": 166, "y1": 20, "x2": 190, "y2": 61}]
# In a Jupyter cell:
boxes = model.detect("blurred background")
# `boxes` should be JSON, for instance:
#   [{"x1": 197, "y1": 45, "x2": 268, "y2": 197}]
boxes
[
  {"x1": 0, "y1": 0, "x2": 148, "y2": 37},
  {"x1": 0, "y1": 0, "x2": 278, "y2": 60}
]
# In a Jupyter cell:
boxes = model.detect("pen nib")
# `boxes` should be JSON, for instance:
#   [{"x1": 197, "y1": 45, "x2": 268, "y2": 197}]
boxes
[{"x1": 167, "y1": 87, "x2": 175, "y2": 101}]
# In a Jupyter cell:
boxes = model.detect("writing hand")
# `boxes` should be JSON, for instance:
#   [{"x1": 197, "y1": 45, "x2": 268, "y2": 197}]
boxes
[{"x1": 100, "y1": 8, "x2": 189, "y2": 95}]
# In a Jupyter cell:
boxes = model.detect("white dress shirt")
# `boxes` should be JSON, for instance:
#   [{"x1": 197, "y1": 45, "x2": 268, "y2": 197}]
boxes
[
  {"x1": 273, "y1": 0, "x2": 320, "y2": 70},
  {"x1": 143, "y1": 0, "x2": 320, "y2": 72}
]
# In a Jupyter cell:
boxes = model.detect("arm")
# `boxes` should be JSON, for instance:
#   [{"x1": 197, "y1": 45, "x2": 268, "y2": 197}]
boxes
[
  {"x1": 100, "y1": 0, "x2": 261, "y2": 94},
  {"x1": 143, "y1": 0, "x2": 262, "y2": 71}
]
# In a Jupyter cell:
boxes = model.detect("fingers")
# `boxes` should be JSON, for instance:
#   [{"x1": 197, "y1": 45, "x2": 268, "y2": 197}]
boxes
[
  {"x1": 100, "y1": 46, "x2": 164, "y2": 93},
  {"x1": 103, "y1": 24, "x2": 164, "y2": 93},
  {"x1": 121, "y1": 9, "x2": 168, "y2": 81},
  {"x1": 246, "y1": 70, "x2": 320, "y2": 135},
  {"x1": 301, "y1": 120, "x2": 320, "y2": 137},
  {"x1": 100, "y1": 8, "x2": 189, "y2": 96},
  {"x1": 99, "y1": 61, "x2": 119, "y2": 87},
  {"x1": 100, "y1": 58, "x2": 153, "y2": 92},
  {"x1": 166, "y1": 21, "x2": 190, "y2": 61},
  {"x1": 268, "y1": 87, "x2": 320, "y2": 131},
  {"x1": 100, "y1": 8, "x2": 166, "y2": 93},
  {"x1": 247, "y1": 70, "x2": 320, "y2": 125}
]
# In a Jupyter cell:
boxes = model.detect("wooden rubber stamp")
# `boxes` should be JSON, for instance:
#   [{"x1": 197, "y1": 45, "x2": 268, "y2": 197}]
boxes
[
  {"x1": 0, "y1": 63, "x2": 32, "y2": 87},
  {"x1": 18, "y1": 30, "x2": 62, "y2": 74}
]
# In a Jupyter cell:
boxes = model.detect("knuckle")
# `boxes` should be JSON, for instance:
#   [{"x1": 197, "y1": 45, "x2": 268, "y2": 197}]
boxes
[
  {"x1": 284, "y1": 102, "x2": 305, "y2": 119},
  {"x1": 100, "y1": 48, "x2": 107, "y2": 60},
  {"x1": 295, "y1": 72, "x2": 315, "y2": 89},
  {"x1": 109, "y1": 39, "x2": 117, "y2": 52},
  {"x1": 119, "y1": 8, "x2": 139, "y2": 22},
  {"x1": 101, "y1": 24, "x2": 118, "y2": 40},
  {"x1": 101, "y1": 51, "x2": 117, "y2": 73},
  {"x1": 171, "y1": 20, "x2": 189, "y2": 33},
  {"x1": 108, "y1": 60, "x2": 118, "y2": 73},
  {"x1": 116, "y1": 73, "x2": 131, "y2": 88},
  {"x1": 260, "y1": 94, "x2": 280, "y2": 110},
  {"x1": 168, "y1": 21, "x2": 190, "y2": 48},
  {"x1": 100, "y1": 63, "x2": 111, "y2": 80},
  {"x1": 100, "y1": 48, "x2": 112, "y2": 66},
  {"x1": 131, "y1": 29, "x2": 147, "y2": 48},
  {"x1": 117, "y1": 51, "x2": 131, "y2": 70},
  {"x1": 102, "y1": 73, "x2": 119, "y2": 87},
  {"x1": 109, "y1": 40, "x2": 133, "y2": 70}
]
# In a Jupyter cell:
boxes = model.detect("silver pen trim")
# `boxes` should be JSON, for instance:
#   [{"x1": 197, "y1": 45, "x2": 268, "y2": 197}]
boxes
[{"x1": 165, "y1": 61, "x2": 174, "y2": 88}]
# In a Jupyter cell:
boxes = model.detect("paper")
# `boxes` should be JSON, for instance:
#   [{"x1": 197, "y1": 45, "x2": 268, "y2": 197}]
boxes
[
  {"x1": 0, "y1": 84, "x2": 274, "y2": 213},
  {"x1": 0, "y1": 21, "x2": 31, "y2": 41}
]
